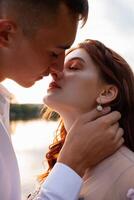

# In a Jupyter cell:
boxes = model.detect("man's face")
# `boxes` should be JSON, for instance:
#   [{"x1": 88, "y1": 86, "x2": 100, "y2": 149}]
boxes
[{"x1": 4, "y1": 5, "x2": 77, "y2": 87}]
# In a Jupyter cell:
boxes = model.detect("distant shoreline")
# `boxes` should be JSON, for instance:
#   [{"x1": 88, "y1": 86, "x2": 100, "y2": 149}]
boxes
[
  {"x1": 10, "y1": 103, "x2": 59, "y2": 121},
  {"x1": 10, "y1": 103, "x2": 43, "y2": 121}
]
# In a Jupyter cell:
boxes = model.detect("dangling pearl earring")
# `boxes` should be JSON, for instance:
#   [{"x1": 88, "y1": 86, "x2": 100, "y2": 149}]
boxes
[
  {"x1": 96, "y1": 104, "x2": 103, "y2": 112},
  {"x1": 96, "y1": 97, "x2": 103, "y2": 112}
]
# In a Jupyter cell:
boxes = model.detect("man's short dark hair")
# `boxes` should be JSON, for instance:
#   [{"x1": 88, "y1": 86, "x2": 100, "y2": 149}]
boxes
[{"x1": 0, "y1": 0, "x2": 88, "y2": 36}]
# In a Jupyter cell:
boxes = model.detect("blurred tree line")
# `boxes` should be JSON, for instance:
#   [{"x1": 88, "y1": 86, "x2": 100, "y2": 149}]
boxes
[
  {"x1": 10, "y1": 104, "x2": 43, "y2": 120},
  {"x1": 10, "y1": 104, "x2": 60, "y2": 121}
]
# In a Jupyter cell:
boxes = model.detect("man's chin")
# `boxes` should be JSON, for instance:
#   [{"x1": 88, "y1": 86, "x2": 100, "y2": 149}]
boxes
[{"x1": 16, "y1": 80, "x2": 35, "y2": 88}]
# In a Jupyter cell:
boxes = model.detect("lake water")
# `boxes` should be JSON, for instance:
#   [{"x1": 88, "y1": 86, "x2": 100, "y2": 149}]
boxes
[{"x1": 10, "y1": 119, "x2": 58, "y2": 200}]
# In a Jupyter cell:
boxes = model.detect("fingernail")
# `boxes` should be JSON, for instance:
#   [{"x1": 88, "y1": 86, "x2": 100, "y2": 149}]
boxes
[{"x1": 102, "y1": 107, "x2": 111, "y2": 113}]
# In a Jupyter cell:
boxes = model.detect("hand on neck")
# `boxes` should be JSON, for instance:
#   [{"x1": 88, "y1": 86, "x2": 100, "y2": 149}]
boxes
[{"x1": 61, "y1": 109, "x2": 87, "y2": 132}]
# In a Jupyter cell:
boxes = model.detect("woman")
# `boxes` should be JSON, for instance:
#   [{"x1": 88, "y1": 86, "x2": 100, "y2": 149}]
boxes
[{"x1": 30, "y1": 39, "x2": 134, "y2": 199}]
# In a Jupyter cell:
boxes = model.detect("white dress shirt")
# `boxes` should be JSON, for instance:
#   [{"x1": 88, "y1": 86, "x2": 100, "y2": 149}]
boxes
[
  {"x1": 37, "y1": 162, "x2": 82, "y2": 200},
  {"x1": 0, "y1": 84, "x2": 82, "y2": 200},
  {"x1": 0, "y1": 84, "x2": 21, "y2": 200}
]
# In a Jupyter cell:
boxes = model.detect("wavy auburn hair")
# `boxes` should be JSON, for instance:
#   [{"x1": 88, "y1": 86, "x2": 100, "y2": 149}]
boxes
[{"x1": 39, "y1": 39, "x2": 134, "y2": 182}]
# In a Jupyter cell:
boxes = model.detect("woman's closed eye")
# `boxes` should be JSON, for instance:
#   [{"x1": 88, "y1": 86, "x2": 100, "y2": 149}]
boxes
[
  {"x1": 68, "y1": 65, "x2": 80, "y2": 70},
  {"x1": 65, "y1": 62, "x2": 82, "y2": 71}
]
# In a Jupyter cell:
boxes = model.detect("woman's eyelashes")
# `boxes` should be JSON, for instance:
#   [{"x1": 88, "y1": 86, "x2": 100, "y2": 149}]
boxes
[
  {"x1": 65, "y1": 61, "x2": 83, "y2": 71},
  {"x1": 68, "y1": 65, "x2": 80, "y2": 70}
]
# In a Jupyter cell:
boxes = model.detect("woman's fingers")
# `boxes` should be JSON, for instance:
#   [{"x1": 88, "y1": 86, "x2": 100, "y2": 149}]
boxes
[
  {"x1": 79, "y1": 106, "x2": 111, "y2": 122},
  {"x1": 113, "y1": 127, "x2": 124, "y2": 144},
  {"x1": 96, "y1": 111, "x2": 121, "y2": 127}
]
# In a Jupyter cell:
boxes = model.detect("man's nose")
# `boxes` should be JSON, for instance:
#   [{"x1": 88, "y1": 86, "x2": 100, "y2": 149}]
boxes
[
  {"x1": 52, "y1": 51, "x2": 65, "y2": 72},
  {"x1": 50, "y1": 52, "x2": 65, "y2": 80},
  {"x1": 50, "y1": 68, "x2": 64, "y2": 81},
  {"x1": 57, "y1": 51, "x2": 65, "y2": 71}
]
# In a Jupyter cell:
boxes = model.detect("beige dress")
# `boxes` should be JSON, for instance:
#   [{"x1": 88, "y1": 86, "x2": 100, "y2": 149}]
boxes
[{"x1": 79, "y1": 146, "x2": 134, "y2": 200}]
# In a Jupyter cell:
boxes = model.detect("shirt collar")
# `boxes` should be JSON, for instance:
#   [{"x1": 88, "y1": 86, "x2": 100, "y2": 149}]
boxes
[{"x1": 0, "y1": 84, "x2": 13, "y2": 101}]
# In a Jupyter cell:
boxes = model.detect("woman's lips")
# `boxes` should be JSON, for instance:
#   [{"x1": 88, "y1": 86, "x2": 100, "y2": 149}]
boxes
[{"x1": 48, "y1": 81, "x2": 61, "y2": 91}]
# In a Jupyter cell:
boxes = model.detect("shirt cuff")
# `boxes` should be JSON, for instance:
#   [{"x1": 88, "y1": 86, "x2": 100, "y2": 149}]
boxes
[{"x1": 41, "y1": 162, "x2": 83, "y2": 200}]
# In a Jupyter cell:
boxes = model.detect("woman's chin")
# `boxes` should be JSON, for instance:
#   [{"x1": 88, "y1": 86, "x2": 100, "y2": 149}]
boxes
[{"x1": 43, "y1": 96, "x2": 59, "y2": 111}]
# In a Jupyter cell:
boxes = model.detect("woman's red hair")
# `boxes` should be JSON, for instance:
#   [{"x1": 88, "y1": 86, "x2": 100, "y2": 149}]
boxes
[{"x1": 39, "y1": 39, "x2": 134, "y2": 182}]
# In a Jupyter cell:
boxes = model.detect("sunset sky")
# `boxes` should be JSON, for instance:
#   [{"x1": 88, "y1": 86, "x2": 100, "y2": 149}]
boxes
[{"x1": 2, "y1": 0, "x2": 134, "y2": 104}]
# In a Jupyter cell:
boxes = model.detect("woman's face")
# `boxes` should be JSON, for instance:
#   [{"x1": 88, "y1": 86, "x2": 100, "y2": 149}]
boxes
[{"x1": 44, "y1": 48, "x2": 105, "y2": 113}]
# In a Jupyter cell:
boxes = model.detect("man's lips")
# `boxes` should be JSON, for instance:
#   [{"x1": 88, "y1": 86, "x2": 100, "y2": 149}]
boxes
[
  {"x1": 36, "y1": 71, "x2": 50, "y2": 81},
  {"x1": 36, "y1": 75, "x2": 44, "y2": 81}
]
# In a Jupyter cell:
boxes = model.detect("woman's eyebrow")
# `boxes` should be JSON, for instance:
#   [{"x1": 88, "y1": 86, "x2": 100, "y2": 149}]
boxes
[{"x1": 67, "y1": 57, "x2": 85, "y2": 63}]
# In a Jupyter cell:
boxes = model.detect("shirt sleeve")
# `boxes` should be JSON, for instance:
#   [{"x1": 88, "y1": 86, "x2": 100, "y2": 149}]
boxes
[{"x1": 37, "y1": 162, "x2": 83, "y2": 200}]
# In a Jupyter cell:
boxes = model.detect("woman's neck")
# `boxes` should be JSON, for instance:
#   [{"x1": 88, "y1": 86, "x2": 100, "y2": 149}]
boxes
[{"x1": 60, "y1": 109, "x2": 82, "y2": 132}]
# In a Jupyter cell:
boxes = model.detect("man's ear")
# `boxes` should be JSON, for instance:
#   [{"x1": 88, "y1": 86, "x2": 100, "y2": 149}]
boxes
[
  {"x1": 0, "y1": 19, "x2": 17, "y2": 48},
  {"x1": 96, "y1": 85, "x2": 118, "y2": 105}
]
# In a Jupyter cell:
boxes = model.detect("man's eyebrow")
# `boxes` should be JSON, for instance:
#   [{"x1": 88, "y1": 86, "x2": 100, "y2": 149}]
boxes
[{"x1": 57, "y1": 45, "x2": 71, "y2": 50}]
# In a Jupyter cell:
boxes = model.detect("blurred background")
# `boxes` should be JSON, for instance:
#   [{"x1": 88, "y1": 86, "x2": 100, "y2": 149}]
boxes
[{"x1": 1, "y1": 0, "x2": 134, "y2": 199}]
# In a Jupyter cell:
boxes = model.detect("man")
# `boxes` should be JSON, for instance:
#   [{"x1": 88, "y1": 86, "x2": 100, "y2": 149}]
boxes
[{"x1": 0, "y1": 0, "x2": 123, "y2": 199}]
